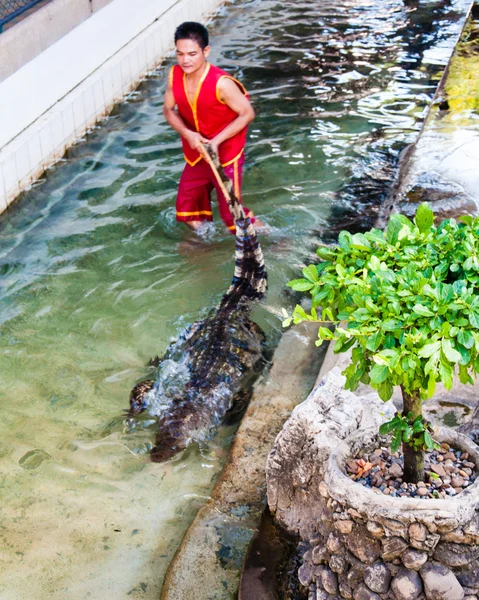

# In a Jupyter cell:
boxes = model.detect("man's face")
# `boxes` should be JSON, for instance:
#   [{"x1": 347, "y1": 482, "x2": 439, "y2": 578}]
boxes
[{"x1": 176, "y1": 39, "x2": 210, "y2": 75}]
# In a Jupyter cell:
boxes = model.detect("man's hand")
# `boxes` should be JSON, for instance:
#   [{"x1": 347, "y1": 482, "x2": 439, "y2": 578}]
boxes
[
  {"x1": 184, "y1": 130, "x2": 210, "y2": 151},
  {"x1": 208, "y1": 138, "x2": 220, "y2": 156}
]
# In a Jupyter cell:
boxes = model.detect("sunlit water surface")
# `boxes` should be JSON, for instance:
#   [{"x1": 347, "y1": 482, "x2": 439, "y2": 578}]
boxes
[{"x1": 0, "y1": 0, "x2": 470, "y2": 597}]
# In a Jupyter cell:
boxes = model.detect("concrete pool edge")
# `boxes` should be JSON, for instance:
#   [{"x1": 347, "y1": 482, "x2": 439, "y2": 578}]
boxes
[
  {"x1": 378, "y1": 0, "x2": 479, "y2": 225},
  {"x1": 0, "y1": 0, "x2": 224, "y2": 215}
]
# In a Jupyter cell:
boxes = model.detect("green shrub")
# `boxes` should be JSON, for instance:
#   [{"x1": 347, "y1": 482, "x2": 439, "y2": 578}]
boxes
[{"x1": 283, "y1": 204, "x2": 479, "y2": 482}]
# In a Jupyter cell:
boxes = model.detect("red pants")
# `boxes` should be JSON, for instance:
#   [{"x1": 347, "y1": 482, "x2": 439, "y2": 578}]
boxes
[{"x1": 176, "y1": 156, "x2": 251, "y2": 232}]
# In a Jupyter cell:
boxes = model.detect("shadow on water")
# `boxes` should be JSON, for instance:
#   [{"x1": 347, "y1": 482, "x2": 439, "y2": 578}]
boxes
[{"x1": 0, "y1": 0, "x2": 472, "y2": 597}]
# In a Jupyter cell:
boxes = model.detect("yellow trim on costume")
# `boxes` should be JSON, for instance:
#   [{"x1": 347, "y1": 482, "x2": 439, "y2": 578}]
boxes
[
  {"x1": 221, "y1": 148, "x2": 244, "y2": 168},
  {"x1": 183, "y1": 154, "x2": 203, "y2": 167},
  {"x1": 183, "y1": 62, "x2": 211, "y2": 132},
  {"x1": 177, "y1": 210, "x2": 213, "y2": 217},
  {"x1": 168, "y1": 66, "x2": 174, "y2": 89},
  {"x1": 233, "y1": 160, "x2": 240, "y2": 198},
  {"x1": 228, "y1": 225, "x2": 236, "y2": 230},
  {"x1": 215, "y1": 75, "x2": 248, "y2": 104}
]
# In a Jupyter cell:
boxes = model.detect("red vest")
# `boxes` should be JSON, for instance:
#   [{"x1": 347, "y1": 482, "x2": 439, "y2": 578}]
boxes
[{"x1": 170, "y1": 63, "x2": 248, "y2": 167}]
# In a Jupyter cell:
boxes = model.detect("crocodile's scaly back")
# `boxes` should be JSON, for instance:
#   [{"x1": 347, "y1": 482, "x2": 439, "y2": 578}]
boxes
[{"x1": 128, "y1": 150, "x2": 267, "y2": 462}]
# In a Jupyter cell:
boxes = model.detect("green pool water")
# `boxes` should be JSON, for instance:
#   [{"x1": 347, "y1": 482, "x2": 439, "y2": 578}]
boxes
[{"x1": 0, "y1": 0, "x2": 471, "y2": 597}]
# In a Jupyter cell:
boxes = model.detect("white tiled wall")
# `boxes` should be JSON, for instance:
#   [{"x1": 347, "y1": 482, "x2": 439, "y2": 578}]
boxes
[{"x1": 0, "y1": 0, "x2": 223, "y2": 214}]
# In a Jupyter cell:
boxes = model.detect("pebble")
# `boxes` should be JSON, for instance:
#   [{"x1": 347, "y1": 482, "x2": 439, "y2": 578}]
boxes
[{"x1": 345, "y1": 445, "x2": 477, "y2": 500}]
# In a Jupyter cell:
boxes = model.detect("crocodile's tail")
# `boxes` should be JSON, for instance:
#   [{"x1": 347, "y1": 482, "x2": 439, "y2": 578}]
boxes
[
  {"x1": 208, "y1": 147, "x2": 267, "y2": 301},
  {"x1": 227, "y1": 214, "x2": 267, "y2": 300}
]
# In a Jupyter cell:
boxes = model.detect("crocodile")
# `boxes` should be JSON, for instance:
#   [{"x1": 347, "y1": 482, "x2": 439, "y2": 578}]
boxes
[{"x1": 128, "y1": 152, "x2": 267, "y2": 462}]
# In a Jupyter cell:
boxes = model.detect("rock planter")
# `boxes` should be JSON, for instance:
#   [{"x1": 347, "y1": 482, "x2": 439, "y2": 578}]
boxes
[{"x1": 267, "y1": 369, "x2": 479, "y2": 600}]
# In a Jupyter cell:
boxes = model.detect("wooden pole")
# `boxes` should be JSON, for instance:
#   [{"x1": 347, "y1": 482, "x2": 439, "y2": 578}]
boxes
[{"x1": 197, "y1": 142, "x2": 232, "y2": 202}]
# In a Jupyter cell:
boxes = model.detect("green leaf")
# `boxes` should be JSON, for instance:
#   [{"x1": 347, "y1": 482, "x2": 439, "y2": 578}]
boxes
[
  {"x1": 338, "y1": 231, "x2": 352, "y2": 251},
  {"x1": 415, "y1": 203, "x2": 434, "y2": 233},
  {"x1": 460, "y1": 215, "x2": 474, "y2": 225},
  {"x1": 377, "y1": 379, "x2": 394, "y2": 402},
  {"x1": 458, "y1": 329, "x2": 474, "y2": 349},
  {"x1": 302, "y1": 264, "x2": 319, "y2": 283},
  {"x1": 439, "y1": 359, "x2": 453, "y2": 390},
  {"x1": 382, "y1": 319, "x2": 402, "y2": 331},
  {"x1": 441, "y1": 339, "x2": 462, "y2": 363},
  {"x1": 379, "y1": 419, "x2": 397, "y2": 435},
  {"x1": 288, "y1": 279, "x2": 314, "y2": 292},
  {"x1": 418, "y1": 341, "x2": 441, "y2": 358},
  {"x1": 386, "y1": 215, "x2": 404, "y2": 245},
  {"x1": 366, "y1": 331, "x2": 384, "y2": 352},
  {"x1": 413, "y1": 304, "x2": 435, "y2": 317},
  {"x1": 312, "y1": 287, "x2": 331, "y2": 307},
  {"x1": 369, "y1": 255, "x2": 381, "y2": 271},
  {"x1": 424, "y1": 431, "x2": 435, "y2": 450},
  {"x1": 390, "y1": 432, "x2": 402, "y2": 454},
  {"x1": 318, "y1": 327, "x2": 334, "y2": 340},
  {"x1": 470, "y1": 312, "x2": 479, "y2": 328},
  {"x1": 370, "y1": 363, "x2": 389, "y2": 385},
  {"x1": 316, "y1": 246, "x2": 336, "y2": 260}
]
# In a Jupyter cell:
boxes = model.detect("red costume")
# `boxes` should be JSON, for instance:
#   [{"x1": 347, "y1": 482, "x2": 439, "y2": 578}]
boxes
[{"x1": 170, "y1": 63, "x2": 252, "y2": 231}]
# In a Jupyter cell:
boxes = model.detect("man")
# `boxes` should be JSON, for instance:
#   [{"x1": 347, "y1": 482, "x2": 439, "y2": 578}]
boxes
[{"x1": 163, "y1": 21, "x2": 258, "y2": 233}]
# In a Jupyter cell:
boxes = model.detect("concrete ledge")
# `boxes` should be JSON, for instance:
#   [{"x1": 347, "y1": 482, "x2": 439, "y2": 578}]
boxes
[{"x1": 0, "y1": 0, "x2": 223, "y2": 214}]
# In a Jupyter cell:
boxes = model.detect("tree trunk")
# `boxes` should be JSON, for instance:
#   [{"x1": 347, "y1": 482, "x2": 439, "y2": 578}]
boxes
[{"x1": 401, "y1": 387, "x2": 424, "y2": 484}]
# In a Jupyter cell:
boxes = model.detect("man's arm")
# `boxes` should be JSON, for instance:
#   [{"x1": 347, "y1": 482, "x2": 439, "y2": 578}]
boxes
[
  {"x1": 209, "y1": 78, "x2": 255, "y2": 155},
  {"x1": 163, "y1": 82, "x2": 209, "y2": 151}
]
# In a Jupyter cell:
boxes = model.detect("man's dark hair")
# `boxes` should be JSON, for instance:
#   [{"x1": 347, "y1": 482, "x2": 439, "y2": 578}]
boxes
[{"x1": 174, "y1": 22, "x2": 209, "y2": 50}]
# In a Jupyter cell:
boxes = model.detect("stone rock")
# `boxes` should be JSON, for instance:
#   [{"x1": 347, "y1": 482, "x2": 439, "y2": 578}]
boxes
[
  {"x1": 330, "y1": 554, "x2": 348, "y2": 575},
  {"x1": 391, "y1": 568, "x2": 423, "y2": 600},
  {"x1": 382, "y1": 518, "x2": 408, "y2": 537},
  {"x1": 433, "y1": 542, "x2": 479, "y2": 568},
  {"x1": 336, "y1": 519, "x2": 354, "y2": 535},
  {"x1": 464, "y1": 596, "x2": 478, "y2": 600},
  {"x1": 389, "y1": 462, "x2": 404, "y2": 478},
  {"x1": 322, "y1": 567, "x2": 339, "y2": 595},
  {"x1": 364, "y1": 561, "x2": 391, "y2": 593},
  {"x1": 464, "y1": 518, "x2": 479, "y2": 541},
  {"x1": 367, "y1": 521, "x2": 385, "y2": 539},
  {"x1": 315, "y1": 589, "x2": 330, "y2": 600},
  {"x1": 313, "y1": 564, "x2": 326, "y2": 579},
  {"x1": 435, "y1": 518, "x2": 459, "y2": 534},
  {"x1": 327, "y1": 532, "x2": 343, "y2": 553},
  {"x1": 346, "y1": 531, "x2": 381, "y2": 564},
  {"x1": 409, "y1": 523, "x2": 428, "y2": 542},
  {"x1": 313, "y1": 545, "x2": 330, "y2": 565},
  {"x1": 319, "y1": 481, "x2": 330, "y2": 498},
  {"x1": 402, "y1": 549, "x2": 428, "y2": 571},
  {"x1": 339, "y1": 580, "x2": 353, "y2": 600},
  {"x1": 420, "y1": 562, "x2": 465, "y2": 600},
  {"x1": 348, "y1": 567, "x2": 365, "y2": 587},
  {"x1": 458, "y1": 562, "x2": 479, "y2": 589},
  {"x1": 431, "y1": 464, "x2": 447, "y2": 477},
  {"x1": 299, "y1": 562, "x2": 313, "y2": 587},
  {"x1": 381, "y1": 537, "x2": 409, "y2": 561},
  {"x1": 410, "y1": 532, "x2": 440, "y2": 552},
  {"x1": 353, "y1": 582, "x2": 381, "y2": 600},
  {"x1": 348, "y1": 508, "x2": 365, "y2": 523}
]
